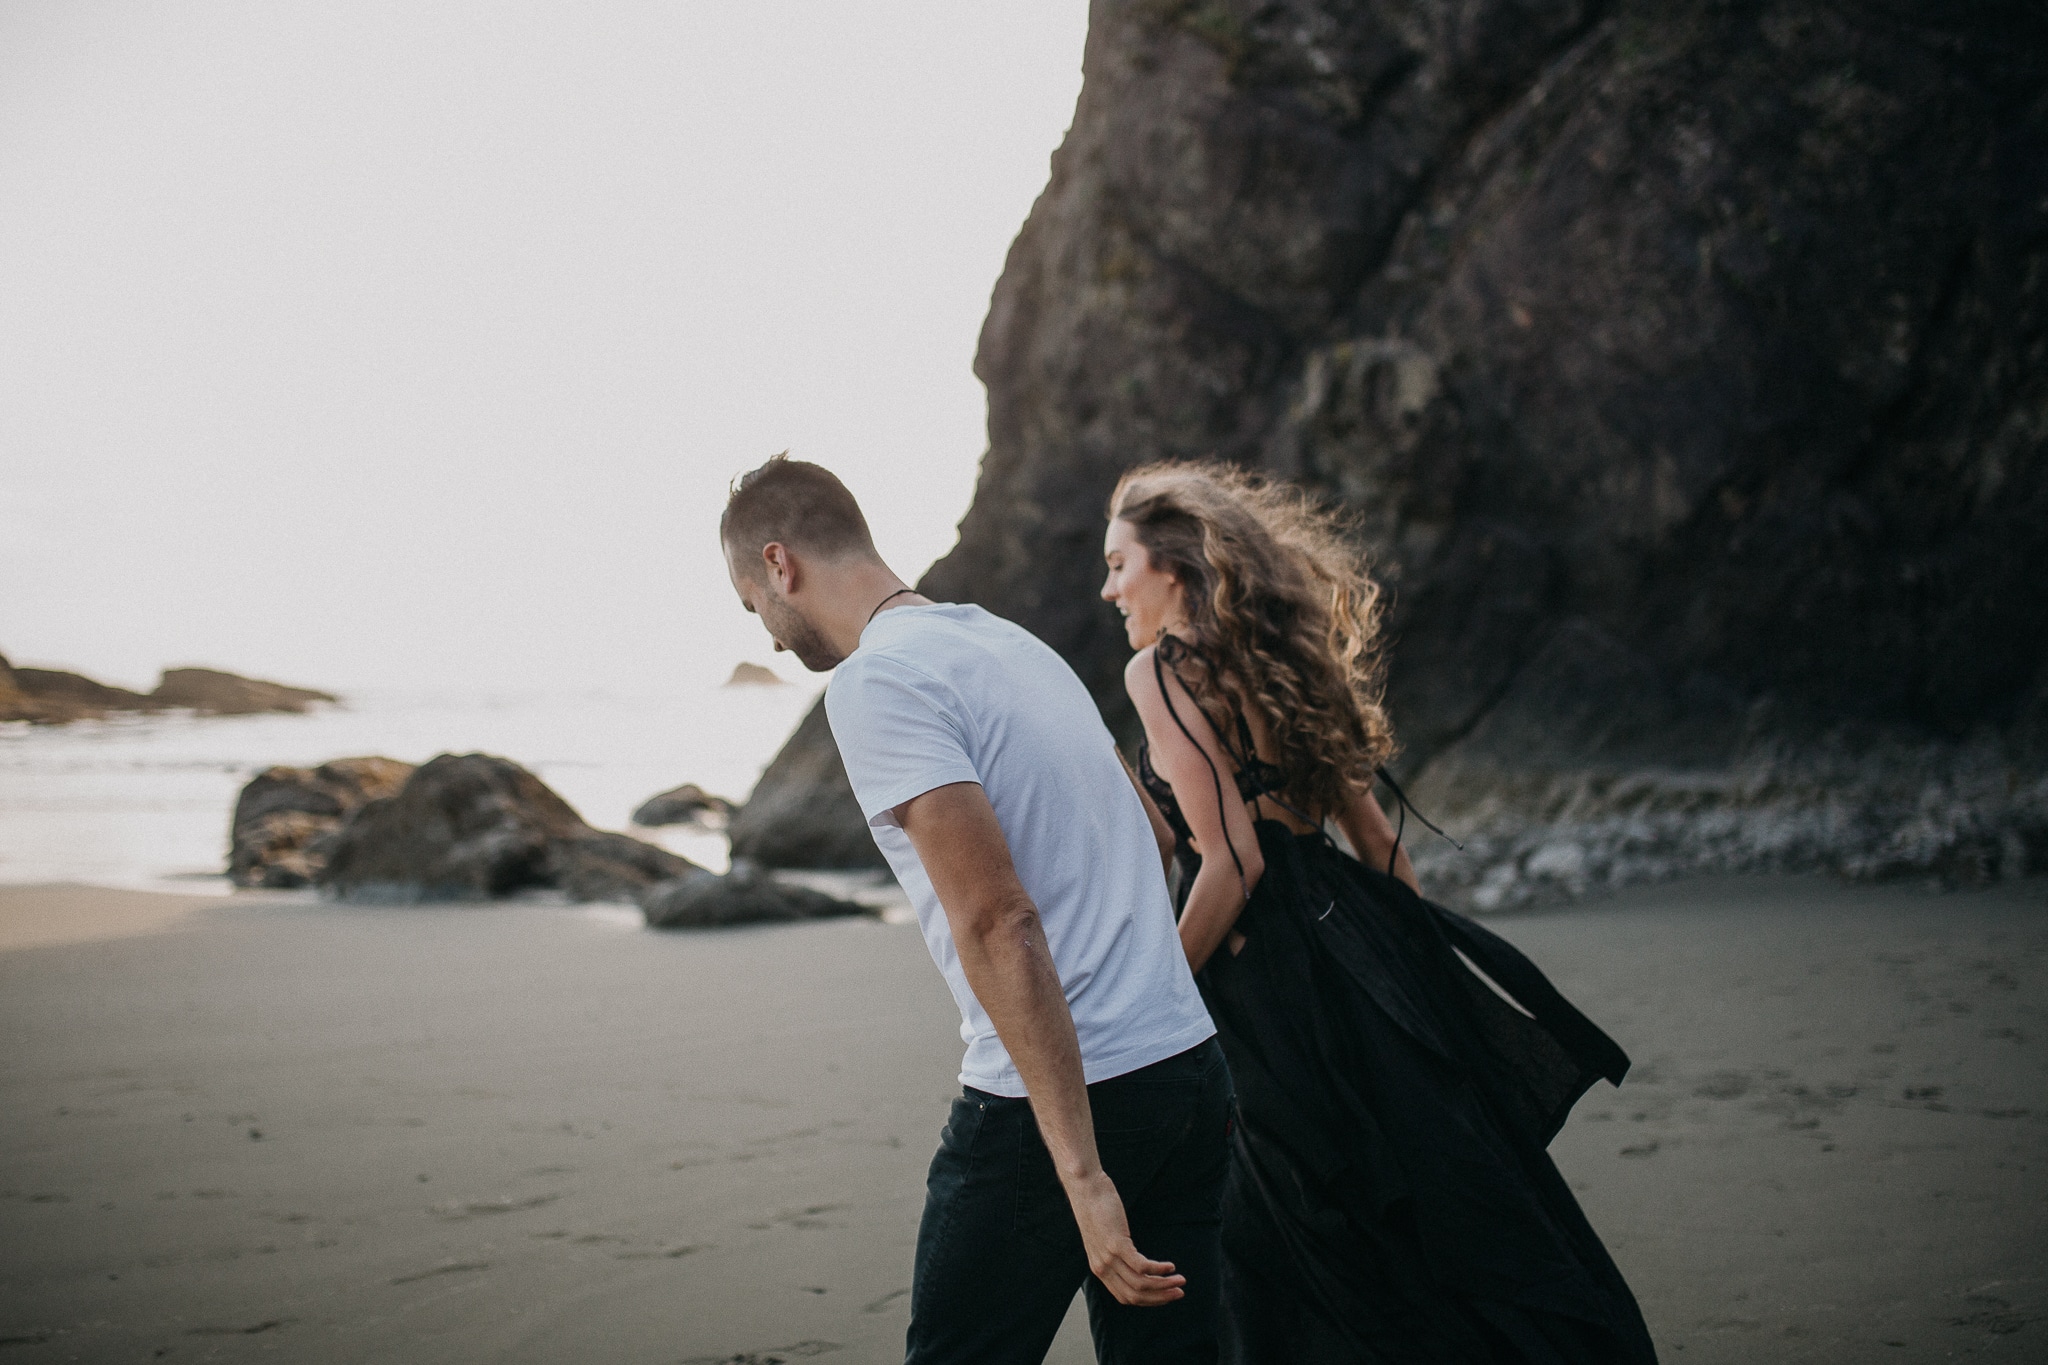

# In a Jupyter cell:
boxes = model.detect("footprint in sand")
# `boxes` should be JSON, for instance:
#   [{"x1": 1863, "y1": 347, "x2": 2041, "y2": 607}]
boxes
[
  {"x1": 748, "y1": 1204, "x2": 844, "y2": 1231},
  {"x1": 429, "y1": 1193, "x2": 561, "y2": 1221},
  {"x1": 185, "y1": 1319, "x2": 292, "y2": 1335},
  {"x1": 613, "y1": 1245, "x2": 704, "y2": 1260},
  {"x1": 389, "y1": 1261, "x2": 491, "y2": 1286},
  {"x1": 528, "y1": 1230, "x2": 707, "y2": 1259},
  {"x1": 681, "y1": 1343, "x2": 840, "y2": 1364},
  {"x1": 1692, "y1": 1071, "x2": 1751, "y2": 1100}
]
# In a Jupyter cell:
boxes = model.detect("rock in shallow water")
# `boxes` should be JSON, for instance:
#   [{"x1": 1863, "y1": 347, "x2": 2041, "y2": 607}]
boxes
[
  {"x1": 630, "y1": 783, "x2": 738, "y2": 830},
  {"x1": 229, "y1": 757, "x2": 416, "y2": 888},
  {"x1": 316, "y1": 753, "x2": 700, "y2": 903},
  {"x1": 639, "y1": 863, "x2": 869, "y2": 930}
]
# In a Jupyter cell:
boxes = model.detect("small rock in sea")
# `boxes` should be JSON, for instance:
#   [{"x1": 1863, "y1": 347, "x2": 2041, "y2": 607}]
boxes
[
  {"x1": 631, "y1": 783, "x2": 739, "y2": 830},
  {"x1": 640, "y1": 862, "x2": 870, "y2": 929},
  {"x1": 316, "y1": 753, "x2": 701, "y2": 903},
  {"x1": 723, "y1": 662, "x2": 786, "y2": 687}
]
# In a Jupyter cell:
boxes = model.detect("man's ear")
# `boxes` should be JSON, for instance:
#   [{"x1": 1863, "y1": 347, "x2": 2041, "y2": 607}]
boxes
[{"x1": 762, "y1": 542, "x2": 797, "y2": 594}]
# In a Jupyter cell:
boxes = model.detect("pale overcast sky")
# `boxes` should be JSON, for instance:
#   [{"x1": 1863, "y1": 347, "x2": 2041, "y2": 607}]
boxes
[{"x1": 0, "y1": 1, "x2": 1089, "y2": 693}]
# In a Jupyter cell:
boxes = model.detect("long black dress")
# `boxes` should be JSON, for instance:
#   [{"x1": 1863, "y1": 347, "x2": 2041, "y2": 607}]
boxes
[{"x1": 1136, "y1": 648, "x2": 1659, "y2": 1364}]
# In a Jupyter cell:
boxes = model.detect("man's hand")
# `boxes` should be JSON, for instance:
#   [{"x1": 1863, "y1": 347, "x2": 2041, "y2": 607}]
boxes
[{"x1": 1067, "y1": 1168, "x2": 1187, "y2": 1305}]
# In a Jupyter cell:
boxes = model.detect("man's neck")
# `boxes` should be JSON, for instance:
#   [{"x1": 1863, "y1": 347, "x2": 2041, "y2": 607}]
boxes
[{"x1": 813, "y1": 562, "x2": 926, "y2": 660}]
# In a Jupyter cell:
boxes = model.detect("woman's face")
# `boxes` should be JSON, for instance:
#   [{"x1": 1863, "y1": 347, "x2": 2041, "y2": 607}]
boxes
[{"x1": 1101, "y1": 517, "x2": 1185, "y2": 650}]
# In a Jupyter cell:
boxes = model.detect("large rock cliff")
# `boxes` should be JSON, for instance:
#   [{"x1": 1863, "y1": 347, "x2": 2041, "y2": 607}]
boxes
[{"x1": 736, "y1": 0, "x2": 2048, "y2": 904}]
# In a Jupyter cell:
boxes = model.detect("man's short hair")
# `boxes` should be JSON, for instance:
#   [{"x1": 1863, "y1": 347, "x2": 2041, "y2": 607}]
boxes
[{"x1": 720, "y1": 453, "x2": 878, "y2": 576}]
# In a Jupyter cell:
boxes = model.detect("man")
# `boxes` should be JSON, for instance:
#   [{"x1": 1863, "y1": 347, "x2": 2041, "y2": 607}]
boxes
[{"x1": 721, "y1": 455, "x2": 1229, "y2": 1364}]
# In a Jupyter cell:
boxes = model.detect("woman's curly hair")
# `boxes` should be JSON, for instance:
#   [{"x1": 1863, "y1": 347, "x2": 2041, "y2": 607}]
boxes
[{"x1": 1109, "y1": 460, "x2": 1396, "y2": 818}]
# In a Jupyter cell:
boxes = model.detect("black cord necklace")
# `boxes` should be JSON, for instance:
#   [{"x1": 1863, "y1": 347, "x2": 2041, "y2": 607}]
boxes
[{"x1": 865, "y1": 587, "x2": 918, "y2": 624}]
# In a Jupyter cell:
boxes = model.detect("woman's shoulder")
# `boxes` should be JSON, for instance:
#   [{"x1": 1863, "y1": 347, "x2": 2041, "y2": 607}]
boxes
[{"x1": 1122, "y1": 643, "x2": 1180, "y2": 702}]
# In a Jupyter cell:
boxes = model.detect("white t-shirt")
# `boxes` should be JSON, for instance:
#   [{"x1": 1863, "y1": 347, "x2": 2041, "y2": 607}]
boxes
[{"x1": 826, "y1": 603, "x2": 1214, "y2": 1097}]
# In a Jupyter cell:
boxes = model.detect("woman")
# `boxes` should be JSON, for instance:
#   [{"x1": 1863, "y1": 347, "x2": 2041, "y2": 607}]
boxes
[{"x1": 1102, "y1": 462, "x2": 1658, "y2": 1364}]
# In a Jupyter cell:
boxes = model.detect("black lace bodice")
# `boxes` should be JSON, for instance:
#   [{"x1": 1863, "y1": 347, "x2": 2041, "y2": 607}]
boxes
[{"x1": 1135, "y1": 636, "x2": 1290, "y2": 849}]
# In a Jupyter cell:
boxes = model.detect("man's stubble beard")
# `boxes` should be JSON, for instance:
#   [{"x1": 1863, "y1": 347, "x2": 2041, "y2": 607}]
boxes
[{"x1": 759, "y1": 595, "x2": 845, "y2": 672}]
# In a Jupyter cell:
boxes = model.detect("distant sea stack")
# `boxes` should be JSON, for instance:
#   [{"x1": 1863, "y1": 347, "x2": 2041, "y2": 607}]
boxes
[
  {"x1": 734, "y1": 0, "x2": 2048, "y2": 905},
  {"x1": 724, "y1": 662, "x2": 786, "y2": 687},
  {"x1": 0, "y1": 651, "x2": 338, "y2": 724},
  {"x1": 0, "y1": 653, "x2": 155, "y2": 721},
  {"x1": 153, "y1": 668, "x2": 336, "y2": 716}
]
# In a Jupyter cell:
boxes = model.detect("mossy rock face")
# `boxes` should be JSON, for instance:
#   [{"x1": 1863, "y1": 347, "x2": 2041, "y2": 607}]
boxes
[{"x1": 736, "y1": 0, "x2": 2048, "y2": 902}]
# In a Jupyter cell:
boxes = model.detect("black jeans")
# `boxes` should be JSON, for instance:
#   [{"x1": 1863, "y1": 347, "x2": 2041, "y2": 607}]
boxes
[{"x1": 904, "y1": 1037, "x2": 1232, "y2": 1365}]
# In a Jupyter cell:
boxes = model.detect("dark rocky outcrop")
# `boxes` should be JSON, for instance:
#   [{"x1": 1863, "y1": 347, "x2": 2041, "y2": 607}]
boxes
[
  {"x1": 631, "y1": 783, "x2": 740, "y2": 830},
  {"x1": 640, "y1": 862, "x2": 871, "y2": 929},
  {"x1": 229, "y1": 757, "x2": 417, "y2": 888},
  {"x1": 727, "y1": 702, "x2": 886, "y2": 870},
  {"x1": 317, "y1": 753, "x2": 702, "y2": 903},
  {"x1": 736, "y1": 0, "x2": 2048, "y2": 904},
  {"x1": 153, "y1": 667, "x2": 336, "y2": 716},
  {"x1": 0, "y1": 650, "x2": 338, "y2": 724}
]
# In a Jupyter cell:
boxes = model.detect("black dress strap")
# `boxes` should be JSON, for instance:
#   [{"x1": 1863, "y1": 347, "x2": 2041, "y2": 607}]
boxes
[
  {"x1": 1152, "y1": 646, "x2": 1250, "y2": 902},
  {"x1": 1372, "y1": 765, "x2": 1461, "y2": 876}
]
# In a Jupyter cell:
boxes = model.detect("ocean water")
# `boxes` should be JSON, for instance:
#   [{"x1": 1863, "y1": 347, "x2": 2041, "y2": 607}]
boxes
[{"x1": 0, "y1": 682, "x2": 824, "y2": 892}]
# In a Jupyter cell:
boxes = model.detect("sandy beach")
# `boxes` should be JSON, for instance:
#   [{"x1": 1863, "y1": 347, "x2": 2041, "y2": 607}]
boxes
[{"x1": 1, "y1": 876, "x2": 2041, "y2": 1364}]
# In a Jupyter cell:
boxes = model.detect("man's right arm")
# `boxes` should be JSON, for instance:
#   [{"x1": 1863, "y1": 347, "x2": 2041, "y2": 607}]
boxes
[{"x1": 895, "y1": 780, "x2": 1187, "y2": 1308}]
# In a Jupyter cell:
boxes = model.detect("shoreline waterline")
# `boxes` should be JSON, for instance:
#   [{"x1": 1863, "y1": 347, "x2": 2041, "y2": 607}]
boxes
[{"x1": 0, "y1": 683, "x2": 823, "y2": 891}]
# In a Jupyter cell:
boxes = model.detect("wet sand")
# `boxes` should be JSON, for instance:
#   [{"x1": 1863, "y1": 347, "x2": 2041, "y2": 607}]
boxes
[
  {"x1": 0, "y1": 883, "x2": 216, "y2": 952},
  {"x1": 0, "y1": 876, "x2": 2041, "y2": 1363}
]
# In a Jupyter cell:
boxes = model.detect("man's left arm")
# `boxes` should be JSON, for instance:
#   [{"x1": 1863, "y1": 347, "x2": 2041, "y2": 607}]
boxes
[{"x1": 895, "y1": 780, "x2": 1186, "y2": 1307}]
